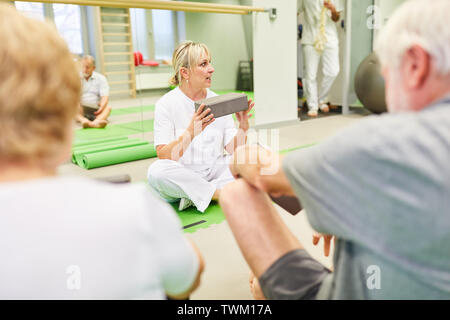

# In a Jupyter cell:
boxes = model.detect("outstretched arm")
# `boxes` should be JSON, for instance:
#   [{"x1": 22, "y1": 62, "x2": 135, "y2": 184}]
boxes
[{"x1": 229, "y1": 144, "x2": 296, "y2": 197}]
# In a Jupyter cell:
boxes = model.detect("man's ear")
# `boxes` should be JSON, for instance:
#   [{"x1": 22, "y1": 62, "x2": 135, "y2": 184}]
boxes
[{"x1": 403, "y1": 45, "x2": 431, "y2": 89}]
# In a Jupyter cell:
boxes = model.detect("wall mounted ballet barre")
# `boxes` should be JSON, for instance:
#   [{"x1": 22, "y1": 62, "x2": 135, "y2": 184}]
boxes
[{"x1": 22, "y1": 0, "x2": 276, "y2": 17}]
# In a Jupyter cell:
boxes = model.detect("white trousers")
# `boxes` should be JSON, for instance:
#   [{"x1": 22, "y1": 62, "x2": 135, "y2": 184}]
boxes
[
  {"x1": 147, "y1": 156, "x2": 235, "y2": 212},
  {"x1": 303, "y1": 44, "x2": 340, "y2": 111}
]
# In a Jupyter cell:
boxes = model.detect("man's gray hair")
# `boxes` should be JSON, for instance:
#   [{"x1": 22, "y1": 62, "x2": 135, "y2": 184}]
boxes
[
  {"x1": 375, "y1": 0, "x2": 450, "y2": 75},
  {"x1": 82, "y1": 55, "x2": 95, "y2": 67}
]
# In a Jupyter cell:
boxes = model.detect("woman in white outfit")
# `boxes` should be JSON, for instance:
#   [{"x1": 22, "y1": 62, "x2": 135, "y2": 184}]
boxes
[
  {"x1": 298, "y1": 0, "x2": 343, "y2": 117},
  {"x1": 148, "y1": 41, "x2": 254, "y2": 212}
]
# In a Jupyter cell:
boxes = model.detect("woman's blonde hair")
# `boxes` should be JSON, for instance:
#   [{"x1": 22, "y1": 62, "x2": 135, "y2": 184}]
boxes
[
  {"x1": 0, "y1": 3, "x2": 80, "y2": 164},
  {"x1": 169, "y1": 41, "x2": 211, "y2": 86}
]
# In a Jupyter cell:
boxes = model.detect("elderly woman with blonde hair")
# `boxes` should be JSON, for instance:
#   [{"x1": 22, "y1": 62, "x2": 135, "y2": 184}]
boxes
[
  {"x1": 147, "y1": 41, "x2": 254, "y2": 212},
  {"x1": 0, "y1": 4, "x2": 204, "y2": 299}
]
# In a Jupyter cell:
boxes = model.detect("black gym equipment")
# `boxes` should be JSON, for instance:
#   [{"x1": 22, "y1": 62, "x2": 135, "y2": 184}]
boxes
[
  {"x1": 271, "y1": 195, "x2": 302, "y2": 215},
  {"x1": 354, "y1": 52, "x2": 388, "y2": 114}
]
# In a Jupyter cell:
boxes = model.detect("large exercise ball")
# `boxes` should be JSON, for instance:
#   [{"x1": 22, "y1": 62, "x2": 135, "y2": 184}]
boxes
[{"x1": 354, "y1": 52, "x2": 387, "y2": 114}]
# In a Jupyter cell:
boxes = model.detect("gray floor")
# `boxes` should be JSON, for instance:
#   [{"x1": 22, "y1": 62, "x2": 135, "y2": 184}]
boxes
[{"x1": 61, "y1": 94, "x2": 367, "y2": 300}]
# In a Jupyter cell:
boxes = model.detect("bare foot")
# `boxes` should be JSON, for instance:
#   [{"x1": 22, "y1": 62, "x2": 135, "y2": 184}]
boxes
[
  {"x1": 91, "y1": 120, "x2": 108, "y2": 128},
  {"x1": 82, "y1": 120, "x2": 92, "y2": 128},
  {"x1": 307, "y1": 110, "x2": 318, "y2": 117},
  {"x1": 320, "y1": 104, "x2": 330, "y2": 113},
  {"x1": 249, "y1": 272, "x2": 266, "y2": 300}
]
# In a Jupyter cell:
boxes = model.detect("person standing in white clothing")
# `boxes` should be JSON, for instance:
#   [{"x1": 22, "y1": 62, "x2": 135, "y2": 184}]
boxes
[
  {"x1": 147, "y1": 41, "x2": 254, "y2": 212},
  {"x1": 0, "y1": 4, "x2": 204, "y2": 299},
  {"x1": 298, "y1": 0, "x2": 343, "y2": 117}
]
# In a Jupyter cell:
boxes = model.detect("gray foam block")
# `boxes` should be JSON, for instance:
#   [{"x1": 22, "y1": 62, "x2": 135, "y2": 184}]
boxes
[{"x1": 194, "y1": 93, "x2": 248, "y2": 118}]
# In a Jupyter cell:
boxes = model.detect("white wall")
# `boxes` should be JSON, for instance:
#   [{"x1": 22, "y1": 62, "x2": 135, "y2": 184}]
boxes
[
  {"x1": 373, "y1": 0, "x2": 407, "y2": 44},
  {"x1": 184, "y1": 0, "x2": 250, "y2": 90},
  {"x1": 253, "y1": 0, "x2": 298, "y2": 127},
  {"x1": 379, "y1": 0, "x2": 406, "y2": 26}
]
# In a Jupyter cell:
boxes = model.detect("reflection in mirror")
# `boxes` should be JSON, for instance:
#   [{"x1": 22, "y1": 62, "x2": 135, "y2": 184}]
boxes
[
  {"x1": 130, "y1": 8, "x2": 179, "y2": 145},
  {"x1": 12, "y1": 1, "x2": 161, "y2": 169},
  {"x1": 11, "y1": 0, "x2": 257, "y2": 171}
]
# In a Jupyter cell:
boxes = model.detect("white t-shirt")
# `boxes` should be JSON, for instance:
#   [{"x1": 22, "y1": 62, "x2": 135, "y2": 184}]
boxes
[
  {"x1": 81, "y1": 71, "x2": 110, "y2": 108},
  {"x1": 0, "y1": 176, "x2": 199, "y2": 299},
  {"x1": 298, "y1": 0, "x2": 344, "y2": 48},
  {"x1": 154, "y1": 87, "x2": 238, "y2": 174}
]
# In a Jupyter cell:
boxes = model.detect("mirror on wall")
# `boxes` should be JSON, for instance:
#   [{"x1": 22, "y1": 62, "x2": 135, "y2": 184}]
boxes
[{"x1": 10, "y1": 0, "x2": 256, "y2": 170}]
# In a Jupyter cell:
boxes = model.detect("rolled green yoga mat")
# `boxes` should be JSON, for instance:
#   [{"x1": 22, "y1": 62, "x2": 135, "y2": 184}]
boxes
[
  {"x1": 73, "y1": 136, "x2": 128, "y2": 148},
  {"x1": 72, "y1": 137, "x2": 130, "y2": 155},
  {"x1": 72, "y1": 139, "x2": 148, "y2": 165},
  {"x1": 81, "y1": 143, "x2": 157, "y2": 169}
]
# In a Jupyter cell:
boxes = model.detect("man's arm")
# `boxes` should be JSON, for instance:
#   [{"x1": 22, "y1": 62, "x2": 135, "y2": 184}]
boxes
[
  {"x1": 224, "y1": 128, "x2": 248, "y2": 155},
  {"x1": 229, "y1": 145, "x2": 296, "y2": 197},
  {"x1": 94, "y1": 95, "x2": 109, "y2": 115},
  {"x1": 94, "y1": 74, "x2": 110, "y2": 115}
]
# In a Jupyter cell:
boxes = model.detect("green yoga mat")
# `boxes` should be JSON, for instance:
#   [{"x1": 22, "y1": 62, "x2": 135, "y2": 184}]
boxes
[
  {"x1": 170, "y1": 202, "x2": 225, "y2": 234},
  {"x1": 117, "y1": 119, "x2": 154, "y2": 132},
  {"x1": 72, "y1": 139, "x2": 148, "y2": 166},
  {"x1": 75, "y1": 120, "x2": 154, "y2": 142},
  {"x1": 110, "y1": 105, "x2": 155, "y2": 116},
  {"x1": 73, "y1": 137, "x2": 130, "y2": 154},
  {"x1": 81, "y1": 143, "x2": 157, "y2": 169},
  {"x1": 73, "y1": 136, "x2": 129, "y2": 148},
  {"x1": 75, "y1": 124, "x2": 142, "y2": 141}
]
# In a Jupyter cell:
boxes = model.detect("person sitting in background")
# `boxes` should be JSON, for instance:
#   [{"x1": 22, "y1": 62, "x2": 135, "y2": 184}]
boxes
[
  {"x1": 77, "y1": 55, "x2": 111, "y2": 128},
  {"x1": 0, "y1": 3, "x2": 204, "y2": 300},
  {"x1": 220, "y1": 0, "x2": 450, "y2": 300},
  {"x1": 147, "y1": 41, "x2": 254, "y2": 212}
]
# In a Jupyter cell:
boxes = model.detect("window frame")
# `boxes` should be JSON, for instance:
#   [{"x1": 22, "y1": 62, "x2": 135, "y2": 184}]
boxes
[
  {"x1": 133, "y1": 9, "x2": 180, "y2": 62},
  {"x1": 14, "y1": 1, "x2": 86, "y2": 55}
]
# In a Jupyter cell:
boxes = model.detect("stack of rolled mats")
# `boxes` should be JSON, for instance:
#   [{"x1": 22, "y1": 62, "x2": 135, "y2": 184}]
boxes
[{"x1": 72, "y1": 136, "x2": 157, "y2": 169}]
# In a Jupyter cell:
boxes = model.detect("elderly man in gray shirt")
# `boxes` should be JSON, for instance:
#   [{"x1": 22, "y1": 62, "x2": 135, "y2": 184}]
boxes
[
  {"x1": 220, "y1": 0, "x2": 450, "y2": 300},
  {"x1": 77, "y1": 55, "x2": 111, "y2": 128}
]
